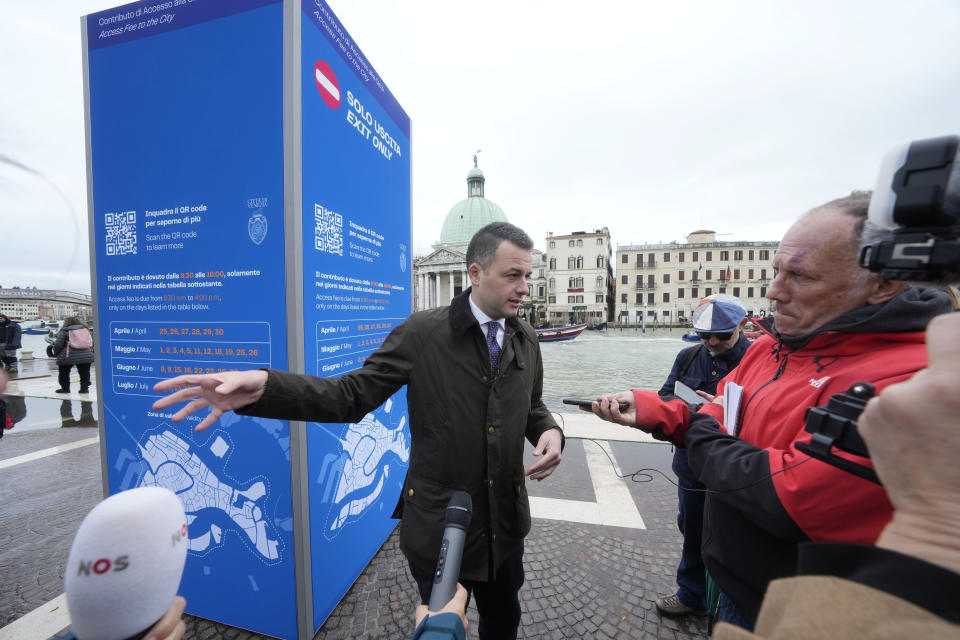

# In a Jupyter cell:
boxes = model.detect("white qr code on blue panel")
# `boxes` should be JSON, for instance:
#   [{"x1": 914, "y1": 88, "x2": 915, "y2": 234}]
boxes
[
  {"x1": 105, "y1": 211, "x2": 138, "y2": 256},
  {"x1": 314, "y1": 203, "x2": 343, "y2": 256}
]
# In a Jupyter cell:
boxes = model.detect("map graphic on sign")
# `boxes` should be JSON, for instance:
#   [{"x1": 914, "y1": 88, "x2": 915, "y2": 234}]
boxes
[
  {"x1": 139, "y1": 428, "x2": 282, "y2": 563},
  {"x1": 320, "y1": 397, "x2": 409, "y2": 539}
]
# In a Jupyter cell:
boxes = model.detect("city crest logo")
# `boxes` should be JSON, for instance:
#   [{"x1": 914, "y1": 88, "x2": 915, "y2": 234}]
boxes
[{"x1": 248, "y1": 211, "x2": 267, "y2": 245}]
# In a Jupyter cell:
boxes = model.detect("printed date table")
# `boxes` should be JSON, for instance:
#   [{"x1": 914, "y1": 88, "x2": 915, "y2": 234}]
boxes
[
  {"x1": 315, "y1": 318, "x2": 405, "y2": 377},
  {"x1": 109, "y1": 321, "x2": 272, "y2": 396}
]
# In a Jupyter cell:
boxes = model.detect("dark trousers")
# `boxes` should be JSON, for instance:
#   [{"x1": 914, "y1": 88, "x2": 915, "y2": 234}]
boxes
[
  {"x1": 410, "y1": 548, "x2": 525, "y2": 640},
  {"x1": 58, "y1": 363, "x2": 91, "y2": 391},
  {"x1": 672, "y1": 447, "x2": 707, "y2": 610},
  {"x1": 713, "y1": 591, "x2": 755, "y2": 632}
]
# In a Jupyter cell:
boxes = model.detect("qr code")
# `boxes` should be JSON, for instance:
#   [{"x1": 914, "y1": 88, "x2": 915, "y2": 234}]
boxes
[
  {"x1": 314, "y1": 203, "x2": 343, "y2": 255},
  {"x1": 105, "y1": 211, "x2": 137, "y2": 256}
]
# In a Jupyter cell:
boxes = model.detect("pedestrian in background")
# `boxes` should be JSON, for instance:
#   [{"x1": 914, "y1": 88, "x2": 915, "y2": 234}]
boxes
[
  {"x1": 52, "y1": 316, "x2": 94, "y2": 394},
  {"x1": 0, "y1": 313, "x2": 22, "y2": 372}
]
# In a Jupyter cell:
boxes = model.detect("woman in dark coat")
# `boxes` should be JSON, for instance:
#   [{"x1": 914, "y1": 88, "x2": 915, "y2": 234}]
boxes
[{"x1": 52, "y1": 316, "x2": 95, "y2": 394}]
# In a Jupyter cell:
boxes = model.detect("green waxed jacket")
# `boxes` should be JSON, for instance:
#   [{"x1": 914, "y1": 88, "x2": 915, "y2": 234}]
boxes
[{"x1": 238, "y1": 288, "x2": 562, "y2": 581}]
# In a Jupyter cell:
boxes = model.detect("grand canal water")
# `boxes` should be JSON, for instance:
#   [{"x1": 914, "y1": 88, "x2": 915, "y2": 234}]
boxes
[{"x1": 541, "y1": 327, "x2": 690, "y2": 412}]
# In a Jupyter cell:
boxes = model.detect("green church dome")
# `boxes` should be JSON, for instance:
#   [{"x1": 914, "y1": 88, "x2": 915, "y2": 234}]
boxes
[{"x1": 438, "y1": 162, "x2": 508, "y2": 246}]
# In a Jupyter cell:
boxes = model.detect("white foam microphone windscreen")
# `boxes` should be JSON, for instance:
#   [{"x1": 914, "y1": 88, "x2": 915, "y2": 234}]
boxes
[{"x1": 64, "y1": 487, "x2": 188, "y2": 640}]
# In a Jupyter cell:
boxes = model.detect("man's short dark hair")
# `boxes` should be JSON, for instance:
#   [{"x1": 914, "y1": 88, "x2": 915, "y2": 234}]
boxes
[{"x1": 465, "y1": 222, "x2": 533, "y2": 271}]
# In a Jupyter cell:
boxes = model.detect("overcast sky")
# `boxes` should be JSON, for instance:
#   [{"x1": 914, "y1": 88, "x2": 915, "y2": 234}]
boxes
[{"x1": 3, "y1": 0, "x2": 959, "y2": 293}]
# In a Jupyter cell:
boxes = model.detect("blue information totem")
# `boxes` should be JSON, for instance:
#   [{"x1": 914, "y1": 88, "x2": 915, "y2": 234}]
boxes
[{"x1": 82, "y1": 2, "x2": 412, "y2": 638}]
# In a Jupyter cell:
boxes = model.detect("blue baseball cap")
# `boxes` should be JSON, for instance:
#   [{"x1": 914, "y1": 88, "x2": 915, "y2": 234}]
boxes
[{"x1": 692, "y1": 296, "x2": 746, "y2": 333}]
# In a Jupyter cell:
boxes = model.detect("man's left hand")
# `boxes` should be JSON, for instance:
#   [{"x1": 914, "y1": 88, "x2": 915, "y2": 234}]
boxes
[{"x1": 525, "y1": 428, "x2": 562, "y2": 481}]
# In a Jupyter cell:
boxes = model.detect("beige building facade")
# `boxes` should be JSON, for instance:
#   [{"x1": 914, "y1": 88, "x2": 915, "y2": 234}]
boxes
[
  {"x1": 544, "y1": 228, "x2": 614, "y2": 325},
  {"x1": 614, "y1": 230, "x2": 778, "y2": 325}
]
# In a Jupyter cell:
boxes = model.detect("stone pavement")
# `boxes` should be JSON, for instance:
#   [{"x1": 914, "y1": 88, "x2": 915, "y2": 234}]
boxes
[{"x1": 0, "y1": 393, "x2": 709, "y2": 639}]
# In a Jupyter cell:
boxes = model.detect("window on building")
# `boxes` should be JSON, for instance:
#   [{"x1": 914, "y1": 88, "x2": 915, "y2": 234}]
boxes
[
  {"x1": 663, "y1": 310, "x2": 670, "y2": 317},
  {"x1": 635, "y1": 274, "x2": 642, "y2": 286},
  {"x1": 549, "y1": 295, "x2": 556, "y2": 304},
  {"x1": 706, "y1": 251, "x2": 713, "y2": 261},
  {"x1": 748, "y1": 249, "x2": 754, "y2": 260},
  {"x1": 621, "y1": 275, "x2": 628, "y2": 285},
  {"x1": 692, "y1": 251, "x2": 699, "y2": 261},
  {"x1": 635, "y1": 253, "x2": 642, "y2": 265},
  {"x1": 692, "y1": 270, "x2": 699, "y2": 281},
  {"x1": 720, "y1": 250, "x2": 729, "y2": 261},
  {"x1": 748, "y1": 268, "x2": 754, "y2": 279},
  {"x1": 734, "y1": 250, "x2": 743, "y2": 261},
  {"x1": 647, "y1": 274, "x2": 655, "y2": 285},
  {"x1": 760, "y1": 287, "x2": 767, "y2": 298},
  {"x1": 647, "y1": 252, "x2": 655, "y2": 265},
  {"x1": 596, "y1": 276, "x2": 603, "y2": 290},
  {"x1": 577, "y1": 239, "x2": 583, "y2": 247},
  {"x1": 538, "y1": 285, "x2": 544, "y2": 297},
  {"x1": 635, "y1": 293, "x2": 642, "y2": 304},
  {"x1": 648, "y1": 310, "x2": 656, "y2": 317},
  {"x1": 596, "y1": 294, "x2": 604, "y2": 303},
  {"x1": 597, "y1": 255, "x2": 604, "y2": 268},
  {"x1": 663, "y1": 252, "x2": 670, "y2": 262},
  {"x1": 597, "y1": 238, "x2": 603, "y2": 245},
  {"x1": 568, "y1": 256, "x2": 576, "y2": 269},
  {"x1": 759, "y1": 250, "x2": 770, "y2": 260},
  {"x1": 678, "y1": 270, "x2": 685, "y2": 281},
  {"x1": 549, "y1": 277, "x2": 555, "y2": 291},
  {"x1": 706, "y1": 269, "x2": 712, "y2": 280},
  {"x1": 733, "y1": 287, "x2": 741, "y2": 297},
  {"x1": 549, "y1": 241, "x2": 555, "y2": 249},
  {"x1": 719, "y1": 287, "x2": 726, "y2": 294},
  {"x1": 621, "y1": 293, "x2": 627, "y2": 303},
  {"x1": 663, "y1": 273, "x2": 671, "y2": 284},
  {"x1": 538, "y1": 268, "x2": 544, "y2": 278},
  {"x1": 576, "y1": 256, "x2": 584, "y2": 268},
  {"x1": 621, "y1": 254, "x2": 628, "y2": 264},
  {"x1": 692, "y1": 287, "x2": 699, "y2": 298},
  {"x1": 761, "y1": 268, "x2": 767, "y2": 279},
  {"x1": 678, "y1": 288, "x2": 685, "y2": 298},
  {"x1": 647, "y1": 293, "x2": 655, "y2": 305},
  {"x1": 747, "y1": 287, "x2": 754, "y2": 298},
  {"x1": 549, "y1": 257, "x2": 556, "y2": 270},
  {"x1": 706, "y1": 287, "x2": 713, "y2": 296},
  {"x1": 734, "y1": 268, "x2": 740, "y2": 279},
  {"x1": 679, "y1": 252, "x2": 685, "y2": 262},
  {"x1": 566, "y1": 240, "x2": 573, "y2": 247},
  {"x1": 663, "y1": 292, "x2": 670, "y2": 303}
]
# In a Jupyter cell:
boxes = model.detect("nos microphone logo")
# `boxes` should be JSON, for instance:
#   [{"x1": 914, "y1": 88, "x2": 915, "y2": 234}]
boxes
[
  {"x1": 76, "y1": 555, "x2": 129, "y2": 576},
  {"x1": 314, "y1": 60, "x2": 341, "y2": 109}
]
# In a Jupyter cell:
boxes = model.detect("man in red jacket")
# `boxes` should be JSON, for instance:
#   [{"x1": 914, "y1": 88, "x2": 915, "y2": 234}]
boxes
[{"x1": 589, "y1": 191, "x2": 953, "y2": 630}]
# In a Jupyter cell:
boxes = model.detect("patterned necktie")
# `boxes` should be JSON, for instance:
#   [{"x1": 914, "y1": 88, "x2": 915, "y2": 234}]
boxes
[{"x1": 486, "y1": 321, "x2": 501, "y2": 375}]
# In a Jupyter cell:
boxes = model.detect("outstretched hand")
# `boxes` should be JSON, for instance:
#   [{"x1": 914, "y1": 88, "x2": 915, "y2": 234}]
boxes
[
  {"x1": 587, "y1": 391, "x2": 636, "y2": 426},
  {"x1": 152, "y1": 370, "x2": 268, "y2": 431}
]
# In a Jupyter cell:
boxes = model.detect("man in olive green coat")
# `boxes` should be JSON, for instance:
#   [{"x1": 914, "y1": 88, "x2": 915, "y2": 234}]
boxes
[{"x1": 154, "y1": 222, "x2": 564, "y2": 640}]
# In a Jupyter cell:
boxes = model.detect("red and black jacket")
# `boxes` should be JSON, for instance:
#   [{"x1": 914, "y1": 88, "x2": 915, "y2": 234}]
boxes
[{"x1": 629, "y1": 287, "x2": 953, "y2": 619}]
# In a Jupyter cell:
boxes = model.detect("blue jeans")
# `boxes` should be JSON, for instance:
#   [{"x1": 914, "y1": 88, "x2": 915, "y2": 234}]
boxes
[
  {"x1": 672, "y1": 447, "x2": 706, "y2": 610},
  {"x1": 714, "y1": 591, "x2": 755, "y2": 631}
]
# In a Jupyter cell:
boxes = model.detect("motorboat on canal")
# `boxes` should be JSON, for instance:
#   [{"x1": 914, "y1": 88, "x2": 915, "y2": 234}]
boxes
[{"x1": 536, "y1": 323, "x2": 587, "y2": 342}]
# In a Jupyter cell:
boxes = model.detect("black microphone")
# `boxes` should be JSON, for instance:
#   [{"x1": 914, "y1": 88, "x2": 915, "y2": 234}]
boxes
[{"x1": 427, "y1": 490, "x2": 472, "y2": 611}]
